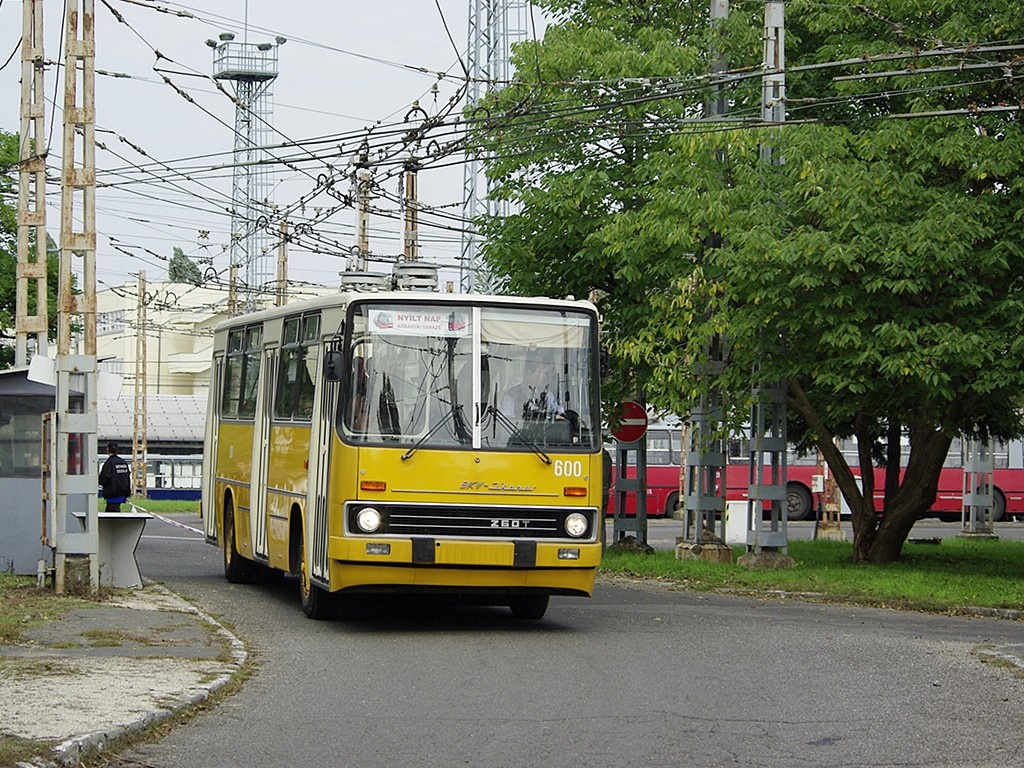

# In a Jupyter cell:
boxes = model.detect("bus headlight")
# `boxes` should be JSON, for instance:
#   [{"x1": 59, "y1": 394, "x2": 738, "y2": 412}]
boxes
[
  {"x1": 564, "y1": 512, "x2": 588, "y2": 538},
  {"x1": 356, "y1": 507, "x2": 383, "y2": 533}
]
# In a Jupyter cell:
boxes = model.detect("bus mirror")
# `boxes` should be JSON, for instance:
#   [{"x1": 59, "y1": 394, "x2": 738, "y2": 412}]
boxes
[
  {"x1": 323, "y1": 350, "x2": 344, "y2": 382},
  {"x1": 600, "y1": 348, "x2": 610, "y2": 379}
]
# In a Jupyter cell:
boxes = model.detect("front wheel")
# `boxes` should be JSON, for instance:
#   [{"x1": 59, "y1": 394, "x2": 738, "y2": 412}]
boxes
[
  {"x1": 223, "y1": 501, "x2": 255, "y2": 584},
  {"x1": 664, "y1": 491, "x2": 680, "y2": 519},
  {"x1": 297, "y1": 521, "x2": 333, "y2": 620},
  {"x1": 992, "y1": 488, "x2": 1006, "y2": 522},
  {"x1": 509, "y1": 594, "x2": 549, "y2": 620},
  {"x1": 786, "y1": 483, "x2": 814, "y2": 521}
]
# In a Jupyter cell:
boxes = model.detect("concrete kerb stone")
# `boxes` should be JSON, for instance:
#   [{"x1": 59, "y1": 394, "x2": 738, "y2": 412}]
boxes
[{"x1": 14, "y1": 582, "x2": 249, "y2": 768}]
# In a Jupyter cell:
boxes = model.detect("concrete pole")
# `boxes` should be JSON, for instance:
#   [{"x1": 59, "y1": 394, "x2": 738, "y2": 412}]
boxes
[
  {"x1": 15, "y1": 0, "x2": 49, "y2": 366},
  {"x1": 132, "y1": 272, "x2": 148, "y2": 499},
  {"x1": 55, "y1": 0, "x2": 99, "y2": 594}
]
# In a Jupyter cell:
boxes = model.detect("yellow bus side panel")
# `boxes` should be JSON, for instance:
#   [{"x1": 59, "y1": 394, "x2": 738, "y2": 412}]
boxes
[
  {"x1": 216, "y1": 422, "x2": 256, "y2": 559},
  {"x1": 264, "y1": 424, "x2": 312, "y2": 569}
]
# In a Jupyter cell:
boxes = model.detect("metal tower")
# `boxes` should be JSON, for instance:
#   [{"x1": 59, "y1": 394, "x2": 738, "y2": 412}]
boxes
[
  {"x1": 207, "y1": 32, "x2": 283, "y2": 310},
  {"x1": 460, "y1": 0, "x2": 529, "y2": 293}
]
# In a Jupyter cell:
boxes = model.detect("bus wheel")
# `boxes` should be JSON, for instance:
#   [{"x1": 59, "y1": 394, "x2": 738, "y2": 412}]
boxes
[
  {"x1": 664, "y1": 492, "x2": 680, "y2": 519},
  {"x1": 509, "y1": 594, "x2": 549, "y2": 620},
  {"x1": 991, "y1": 488, "x2": 1006, "y2": 522},
  {"x1": 297, "y1": 526, "x2": 332, "y2": 620},
  {"x1": 786, "y1": 483, "x2": 813, "y2": 521},
  {"x1": 223, "y1": 501, "x2": 255, "y2": 584}
]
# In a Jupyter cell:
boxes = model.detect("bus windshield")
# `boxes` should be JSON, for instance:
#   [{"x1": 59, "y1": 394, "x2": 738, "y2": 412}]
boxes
[{"x1": 341, "y1": 302, "x2": 598, "y2": 452}]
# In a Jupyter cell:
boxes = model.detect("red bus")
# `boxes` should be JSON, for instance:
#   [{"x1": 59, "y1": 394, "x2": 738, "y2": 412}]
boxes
[{"x1": 608, "y1": 428, "x2": 1024, "y2": 522}]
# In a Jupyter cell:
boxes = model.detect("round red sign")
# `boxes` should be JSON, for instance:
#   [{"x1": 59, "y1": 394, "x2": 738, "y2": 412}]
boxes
[{"x1": 612, "y1": 400, "x2": 648, "y2": 443}]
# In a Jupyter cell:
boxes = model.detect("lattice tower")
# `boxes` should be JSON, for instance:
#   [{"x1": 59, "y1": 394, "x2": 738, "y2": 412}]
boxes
[
  {"x1": 460, "y1": 0, "x2": 529, "y2": 293},
  {"x1": 209, "y1": 34, "x2": 281, "y2": 310}
]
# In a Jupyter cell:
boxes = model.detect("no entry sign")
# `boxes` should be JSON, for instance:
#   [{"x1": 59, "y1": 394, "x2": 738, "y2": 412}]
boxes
[{"x1": 612, "y1": 400, "x2": 648, "y2": 443}]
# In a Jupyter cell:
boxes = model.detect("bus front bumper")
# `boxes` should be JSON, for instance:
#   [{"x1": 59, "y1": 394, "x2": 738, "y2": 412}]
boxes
[{"x1": 327, "y1": 536, "x2": 601, "y2": 595}]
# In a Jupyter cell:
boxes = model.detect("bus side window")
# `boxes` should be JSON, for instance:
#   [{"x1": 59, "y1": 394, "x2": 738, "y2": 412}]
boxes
[{"x1": 238, "y1": 327, "x2": 262, "y2": 420}]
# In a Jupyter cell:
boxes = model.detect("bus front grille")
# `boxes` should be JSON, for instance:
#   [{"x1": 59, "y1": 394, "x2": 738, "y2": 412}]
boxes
[{"x1": 344, "y1": 503, "x2": 595, "y2": 541}]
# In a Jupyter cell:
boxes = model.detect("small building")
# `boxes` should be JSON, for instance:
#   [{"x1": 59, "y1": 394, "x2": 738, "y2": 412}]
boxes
[{"x1": 0, "y1": 369, "x2": 61, "y2": 574}]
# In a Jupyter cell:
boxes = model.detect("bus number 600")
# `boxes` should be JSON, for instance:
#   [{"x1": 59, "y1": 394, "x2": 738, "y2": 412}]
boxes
[{"x1": 554, "y1": 459, "x2": 583, "y2": 478}]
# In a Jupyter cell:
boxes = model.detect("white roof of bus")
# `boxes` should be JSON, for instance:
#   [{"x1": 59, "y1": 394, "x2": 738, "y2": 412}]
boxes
[{"x1": 212, "y1": 290, "x2": 598, "y2": 334}]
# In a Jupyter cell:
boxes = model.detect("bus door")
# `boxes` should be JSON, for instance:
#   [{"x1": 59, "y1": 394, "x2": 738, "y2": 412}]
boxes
[
  {"x1": 307, "y1": 341, "x2": 339, "y2": 584},
  {"x1": 250, "y1": 346, "x2": 277, "y2": 560},
  {"x1": 203, "y1": 353, "x2": 224, "y2": 542}
]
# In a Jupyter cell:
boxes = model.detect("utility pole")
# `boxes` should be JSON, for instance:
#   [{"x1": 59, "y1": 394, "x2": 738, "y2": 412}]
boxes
[
  {"x1": 354, "y1": 168, "x2": 374, "y2": 272},
  {"x1": 403, "y1": 154, "x2": 420, "y2": 261},
  {"x1": 54, "y1": 0, "x2": 99, "y2": 594},
  {"x1": 132, "y1": 272, "x2": 148, "y2": 499},
  {"x1": 15, "y1": 0, "x2": 48, "y2": 367},
  {"x1": 228, "y1": 264, "x2": 239, "y2": 316},
  {"x1": 275, "y1": 219, "x2": 288, "y2": 307},
  {"x1": 677, "y1": 0, "x2": 731, "y2": 564},
  {"x1": 739, "y1": 1, "x2": 793, "y2": 568}
]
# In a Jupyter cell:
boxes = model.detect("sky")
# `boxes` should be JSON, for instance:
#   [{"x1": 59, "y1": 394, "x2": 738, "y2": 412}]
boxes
[{"x1": 0, "y1": 0, "x2": 546, "y2": 296}]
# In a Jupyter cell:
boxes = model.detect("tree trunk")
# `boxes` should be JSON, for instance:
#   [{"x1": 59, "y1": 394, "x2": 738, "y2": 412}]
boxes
[{"x1": 788, "y1": 378, "x2": 955, "y2": 564}]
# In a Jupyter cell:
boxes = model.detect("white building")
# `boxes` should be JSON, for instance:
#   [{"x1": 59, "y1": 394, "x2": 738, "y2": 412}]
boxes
[
  {"x1": 96, "y1": 280, "x2": 230, "y2": 397},
  {"x1": 95, "y1": 279, "x2": 336, "y2": 397}
]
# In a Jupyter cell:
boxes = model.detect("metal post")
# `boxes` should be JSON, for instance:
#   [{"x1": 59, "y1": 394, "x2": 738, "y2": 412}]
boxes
[
  {"x1": 611, "y1": 437, "x2": 649, "y2": 549},
  {"x1": 737, "y1": 2, "x2": 794, "y2": 569},
  {"x1": 55, "y1": 0, "x2": 99, "y2": 594},
  {"x1": 960, "y1": 438, "x2": 997, "y2": 539},
  {"x1": 743, "y1": 383, "x2": 790, "y2": 554},
  {"x1": 677, "y1": 0, "x2": 731, "y2": 562}
]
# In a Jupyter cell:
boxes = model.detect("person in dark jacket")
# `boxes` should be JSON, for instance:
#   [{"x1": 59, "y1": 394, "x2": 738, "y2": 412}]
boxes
[{"x1": 98, "y1": 442, "x2": 132, "y2": 512}]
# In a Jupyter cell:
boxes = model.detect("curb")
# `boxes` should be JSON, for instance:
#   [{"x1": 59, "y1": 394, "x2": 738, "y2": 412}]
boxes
[{"x1": 16, "y1": 583, "x2": 249, "y2": 768}]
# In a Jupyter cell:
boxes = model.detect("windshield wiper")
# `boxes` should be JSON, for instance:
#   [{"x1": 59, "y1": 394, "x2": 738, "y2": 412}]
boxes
[
  {"x1": 487, "y1": 406, "x2": 552, "y2": 465},
  {"x1": 400, "y1": 406, "x2": 460, "y2": 461}
]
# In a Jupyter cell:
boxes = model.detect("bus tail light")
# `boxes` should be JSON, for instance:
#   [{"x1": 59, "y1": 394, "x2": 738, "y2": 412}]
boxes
[
  {"x1": 563, "y1": 486, "x2": 587, "y2": 497},
  {"x1": 360, "y1": 480, "x2": 387, "y2": 492}
]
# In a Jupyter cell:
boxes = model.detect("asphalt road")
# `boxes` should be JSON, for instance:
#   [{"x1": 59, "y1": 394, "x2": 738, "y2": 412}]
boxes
[{"x1": 110, "y1": 514, "x2": 1024, "y2": 768}]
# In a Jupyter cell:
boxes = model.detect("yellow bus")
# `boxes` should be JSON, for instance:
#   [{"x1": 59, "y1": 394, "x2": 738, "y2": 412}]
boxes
[{"x1": 201, "y1": 279, "x2": 603, "y2": 619}]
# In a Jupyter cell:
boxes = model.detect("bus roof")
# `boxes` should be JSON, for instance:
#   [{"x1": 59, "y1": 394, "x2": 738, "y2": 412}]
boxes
[{"x1": 211, "y1": 290, "x2": 598, "y2": 334}]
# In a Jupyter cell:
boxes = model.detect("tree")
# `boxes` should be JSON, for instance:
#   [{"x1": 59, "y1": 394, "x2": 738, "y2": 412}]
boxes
[
  {"x1": 168, "y1": 247, "x2": 202, "y2": 285},
  {"x1": 473, "y1": 1, "x2": 1024, "y2": 562},
  {"x1": 0, "y1": 129, "x2": 61, "y2": 370}
]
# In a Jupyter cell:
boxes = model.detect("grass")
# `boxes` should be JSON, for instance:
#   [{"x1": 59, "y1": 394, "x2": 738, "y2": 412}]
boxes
[
  {"x1": 0, "y1": 573, "x2": 98, "y2": 645},
  {"x1": 98, "y1": 498, "x2": 200, "y2": 515},
  {"x1": 0, "y1": 734, "x2": 52, "y2": 768},
  {"x1": 600, "y1": 537, "x2": 1024, "y2": 614}
]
